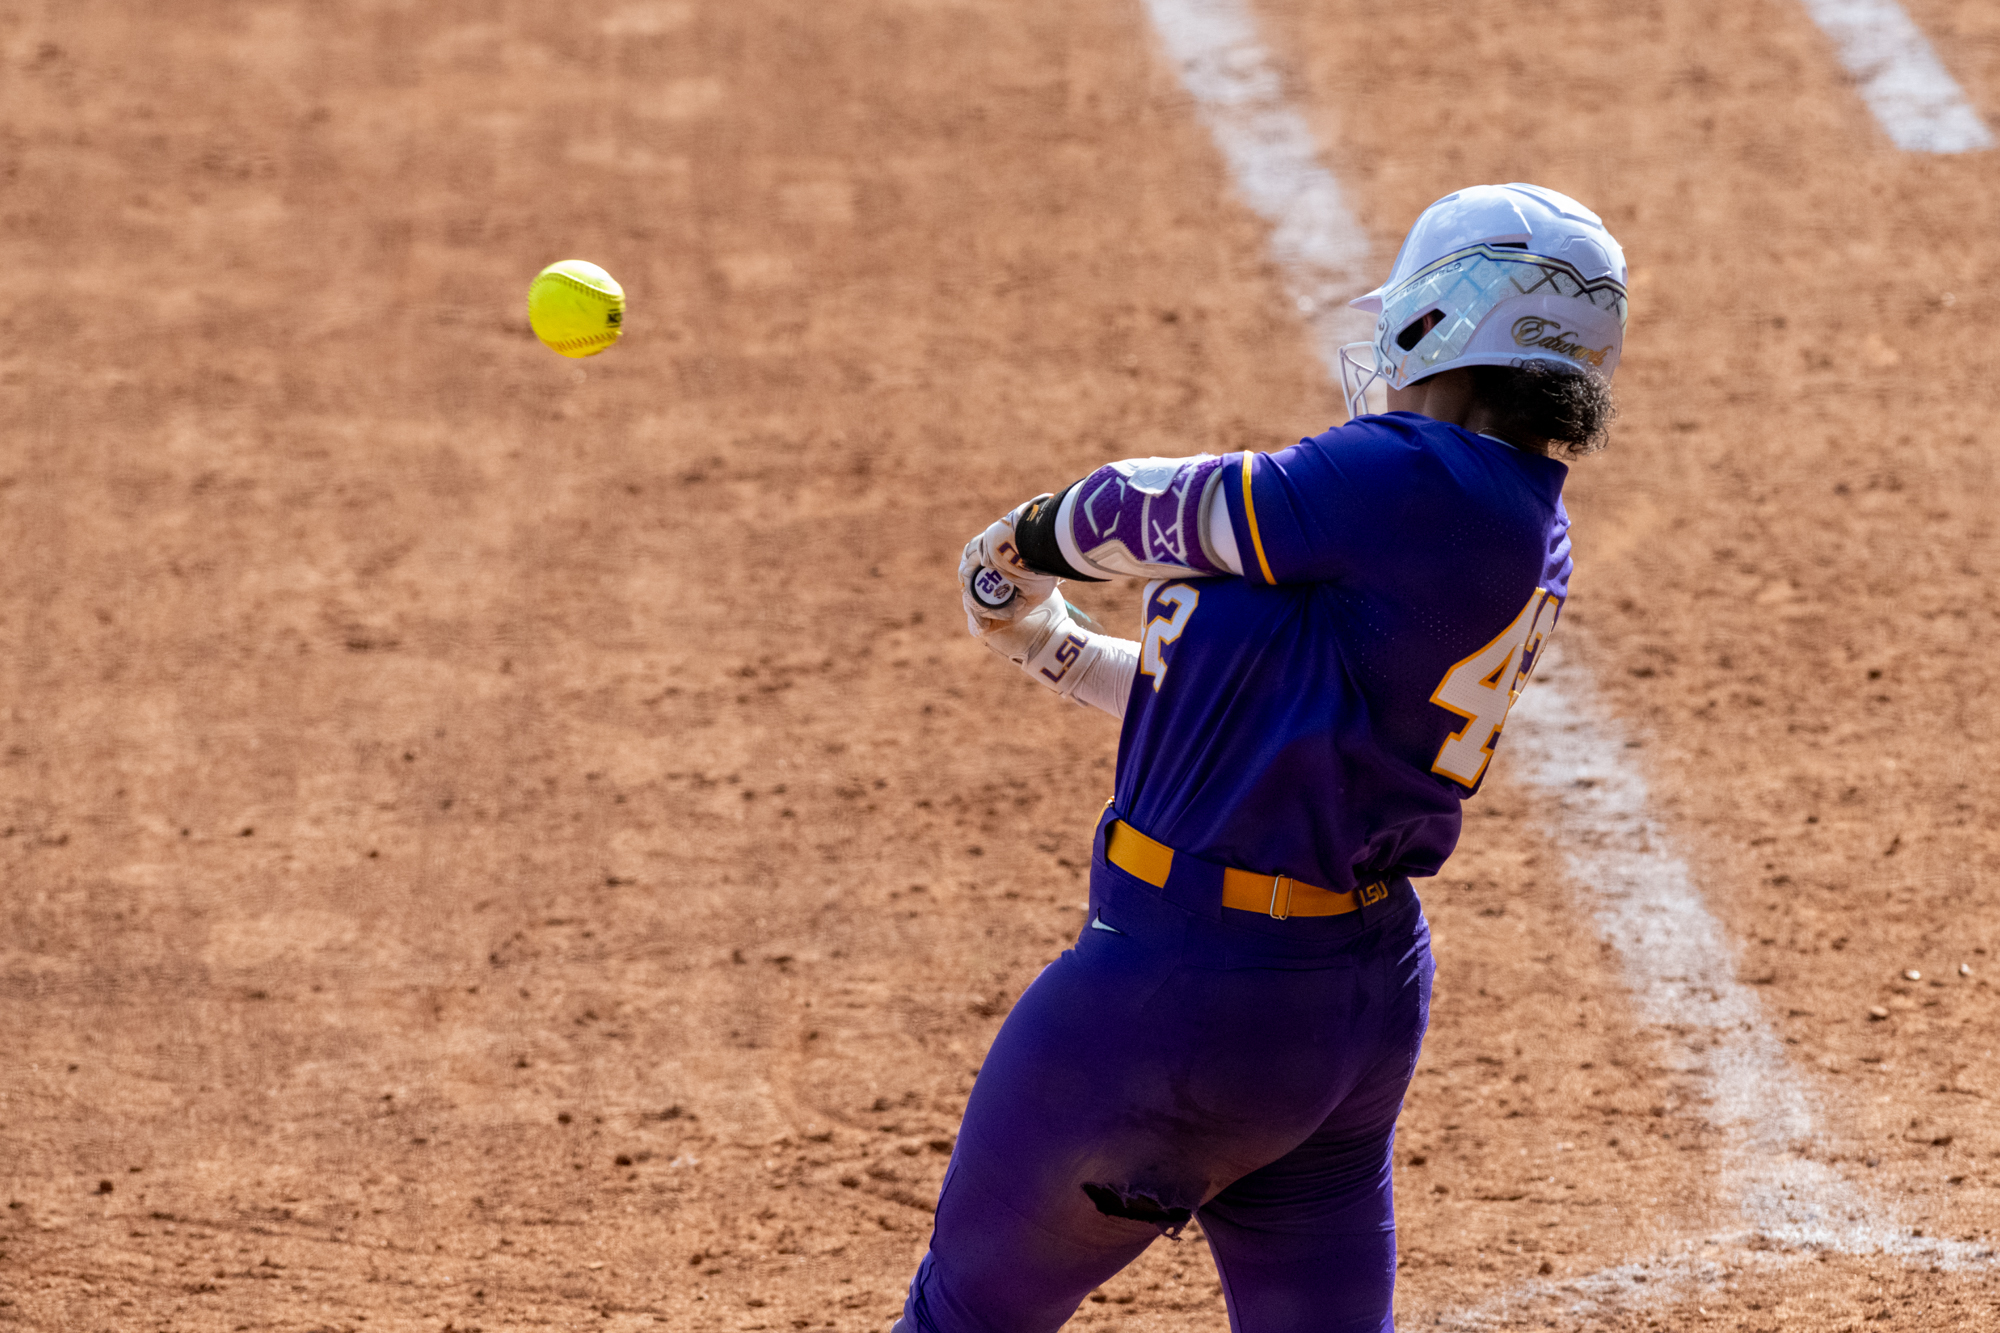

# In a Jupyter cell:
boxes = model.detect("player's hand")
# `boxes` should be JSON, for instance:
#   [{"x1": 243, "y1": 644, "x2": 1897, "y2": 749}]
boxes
[
  {"x1": 975, "y1": 587, "x2": 1073, "y2": 668},
  {"x1": 959, "y1": 499, "x2": 1060, "y2": 636}
]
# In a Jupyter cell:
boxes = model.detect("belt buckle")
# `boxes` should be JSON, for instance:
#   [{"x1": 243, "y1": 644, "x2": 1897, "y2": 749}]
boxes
[{"x1": 1268, "y1": 875, "x2": 1292, "y2": 920}]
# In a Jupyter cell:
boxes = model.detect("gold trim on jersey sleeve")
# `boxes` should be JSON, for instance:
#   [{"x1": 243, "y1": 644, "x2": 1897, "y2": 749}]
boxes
[{"x1": 1239, "y1": 452, "x2": 1276, "y2": 584}]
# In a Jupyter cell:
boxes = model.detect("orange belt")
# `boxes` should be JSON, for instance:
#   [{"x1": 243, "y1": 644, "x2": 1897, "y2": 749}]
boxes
[{"x1": 1104, "y1": 819, "x2": 1388, "y2": 920}]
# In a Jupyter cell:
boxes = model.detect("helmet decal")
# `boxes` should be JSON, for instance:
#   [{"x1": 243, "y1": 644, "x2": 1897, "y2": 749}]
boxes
[{"x1": 1377, "y1": 243, "x2": 1628, "y2": 386}]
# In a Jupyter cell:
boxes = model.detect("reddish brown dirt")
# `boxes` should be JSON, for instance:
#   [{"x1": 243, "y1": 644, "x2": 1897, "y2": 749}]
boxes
[{"x1": 1, "y1": 1, "x2": 1996, "y2": 1331}]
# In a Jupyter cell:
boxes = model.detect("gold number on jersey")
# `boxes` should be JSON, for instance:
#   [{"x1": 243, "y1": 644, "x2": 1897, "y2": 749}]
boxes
[
  {"x1": 1139, "y1": 584, "x2": 1200, "y2": 691},
  {"x1": 1429, "y1": 588, "x2": 1560, "y2": 787}
]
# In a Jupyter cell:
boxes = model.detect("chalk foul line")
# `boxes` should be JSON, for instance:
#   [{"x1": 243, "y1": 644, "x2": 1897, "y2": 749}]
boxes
[
  {"x1": 1508, "y1": 647, "x2": 1993, "y2": 1265},
  {"x1": 1798, "y1": 0, "x2": 1994, "y2": 153},
  {"x1": 1137, "y1": 0, "x2": 1375, "y2": 374},
  {"x1": 1135, "y1": 0, "x2": 1994, "y2": 1313}
]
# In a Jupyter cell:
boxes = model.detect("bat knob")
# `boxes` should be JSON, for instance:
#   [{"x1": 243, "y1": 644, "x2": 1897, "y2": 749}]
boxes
[{"x1": 969, "y1": 565, "x2": 1019, "y2": 611}]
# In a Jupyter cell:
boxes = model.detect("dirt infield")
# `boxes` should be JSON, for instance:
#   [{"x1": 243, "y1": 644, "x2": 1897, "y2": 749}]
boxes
[{"x1": 2, "y1": 1, "x2": 1997, "y2": 1329}]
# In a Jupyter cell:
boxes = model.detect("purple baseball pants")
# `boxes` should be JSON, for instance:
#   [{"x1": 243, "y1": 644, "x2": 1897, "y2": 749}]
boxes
[{"x1": 897, "y1": 845, "x2": 1434, "y2": 1332}]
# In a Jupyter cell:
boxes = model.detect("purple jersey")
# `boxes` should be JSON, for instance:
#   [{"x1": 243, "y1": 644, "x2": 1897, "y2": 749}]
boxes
[{"x1": 1112, "y1": 413, "x2": 1572, "y2": 892}]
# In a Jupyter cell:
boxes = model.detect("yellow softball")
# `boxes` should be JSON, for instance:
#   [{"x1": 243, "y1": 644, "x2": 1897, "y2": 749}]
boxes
[{"x1": 527, "y1": 259, "x2": 625, "y2": 358}]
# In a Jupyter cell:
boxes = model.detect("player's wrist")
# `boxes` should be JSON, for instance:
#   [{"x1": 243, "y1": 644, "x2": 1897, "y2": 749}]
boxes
[
  {"x1": 977, "y1": 589, "x2": 1068, "y2": 666},
  {"x1": 1013, "y1": 484, "x2": 1101, "y2": 581}
]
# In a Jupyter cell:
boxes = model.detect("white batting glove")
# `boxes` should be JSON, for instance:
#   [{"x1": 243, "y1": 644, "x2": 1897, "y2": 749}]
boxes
[
  {"x1": 978, "y1": 589, "x2": 1136, "y2": 715},
  {"x1": 959, "y1": 499, "x2": 1060, "y2": 636},
  {"x1": 980, "y1": 588, "x2": 1090, "y2": 690},
  {"x1": 967, "y1": 582, "x2": 1140, "y2": 719}
]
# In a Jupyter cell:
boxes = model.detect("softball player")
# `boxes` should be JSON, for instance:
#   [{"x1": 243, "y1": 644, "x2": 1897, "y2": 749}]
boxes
[{"x1": 901, "y1": 184, "x2": 1628, "y2": 1333}]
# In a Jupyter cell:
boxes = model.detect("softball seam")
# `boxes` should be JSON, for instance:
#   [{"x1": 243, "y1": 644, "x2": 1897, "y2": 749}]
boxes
[{"x1": 533, "y1": 270, "x2": 623, "y2": 305}]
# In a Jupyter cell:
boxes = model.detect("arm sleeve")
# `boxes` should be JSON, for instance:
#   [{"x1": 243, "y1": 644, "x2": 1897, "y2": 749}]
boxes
[
  {"x1": 1064, "y1": 634, "x2": 1139, "y2": 719},
  {"x1": 1019, "y1": 618, "x2": 1139, "y2": 720}
]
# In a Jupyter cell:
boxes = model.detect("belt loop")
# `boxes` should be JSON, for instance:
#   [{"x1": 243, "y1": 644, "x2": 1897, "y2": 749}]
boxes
[{"x1": 1268, "y1": 875, "x2": 1292, "y2": 920}]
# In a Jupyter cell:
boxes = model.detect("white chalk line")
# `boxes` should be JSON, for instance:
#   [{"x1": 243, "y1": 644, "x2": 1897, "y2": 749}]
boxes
[
  {"x1": 1799, "y1": 0, "x2": 1993, "y2": 152},
  {"x1": 1134, "y1": 0, "x2": 1995, "y2": 1314},
  {"x1": 1427, "y1": 1231, "x2": 1977, "y2": 1332},
  {"x1": 1509, "y1": 647, "x2": 1992, "y2": 1266},
  {"x1": 1481, "y1": 646, "x2": 1995, "y2": 1321},
  {"x1": 1137, "y1": 0, "x2": 1374, "y2": 372}
]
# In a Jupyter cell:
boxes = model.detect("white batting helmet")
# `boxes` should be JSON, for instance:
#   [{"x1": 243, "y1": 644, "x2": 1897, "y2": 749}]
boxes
[{"x1": 1338, "y1": 184, "x2": 1628, "y2": 420}]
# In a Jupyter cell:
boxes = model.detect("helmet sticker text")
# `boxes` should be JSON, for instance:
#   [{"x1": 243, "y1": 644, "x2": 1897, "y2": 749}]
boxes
[{"x1": 1510, "y1": 316, "x2": 1609, "y2": 367}]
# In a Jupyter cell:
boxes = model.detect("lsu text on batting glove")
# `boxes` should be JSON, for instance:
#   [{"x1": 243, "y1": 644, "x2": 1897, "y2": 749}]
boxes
[{"x1": 976, "y1": 589, "x2": 1139, "y2": 719}]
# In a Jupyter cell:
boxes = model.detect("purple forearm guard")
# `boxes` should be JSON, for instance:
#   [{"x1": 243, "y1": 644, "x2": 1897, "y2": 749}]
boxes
[{"x1": 1060, "y1": 455, "x2": 1231, "y2": 579}]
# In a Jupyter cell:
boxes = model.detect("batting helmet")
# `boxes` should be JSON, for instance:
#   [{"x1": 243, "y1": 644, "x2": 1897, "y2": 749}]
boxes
[{"x1": 1338, "y1": 184, "x2": 1628, "y2": 421}]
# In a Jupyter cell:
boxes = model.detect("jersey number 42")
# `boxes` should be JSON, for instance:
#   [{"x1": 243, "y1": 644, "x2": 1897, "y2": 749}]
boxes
[{"x1": 1429, "y1": 587, "x2": 1560, "y2": 788}]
